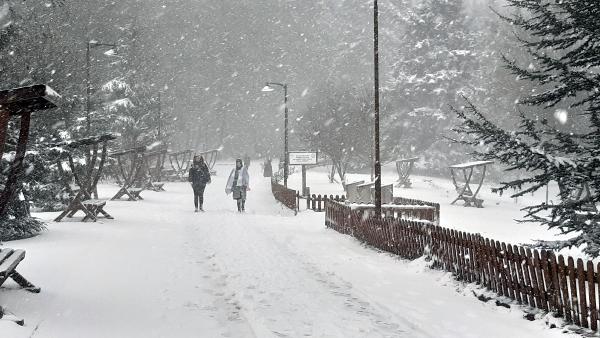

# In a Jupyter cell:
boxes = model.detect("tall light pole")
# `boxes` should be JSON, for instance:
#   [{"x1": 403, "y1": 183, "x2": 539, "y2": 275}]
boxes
[
  {"x1": 157, "y1": 91, "x2": 162, "y2": 139},
  {"x1": 373, "y1": 0, "x2": 382, "y2": 217},
  {"x1": 262, "y1": 82, "x2": 289, "y2": 187},
  {"x1": 86, "y1": 40, "x2": 117, "y2": 134}
]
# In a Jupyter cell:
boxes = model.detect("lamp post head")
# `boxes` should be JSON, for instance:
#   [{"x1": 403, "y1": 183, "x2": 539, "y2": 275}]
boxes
[{"x1": 261, "y1": 85, "x2": 275, "y2": 92}]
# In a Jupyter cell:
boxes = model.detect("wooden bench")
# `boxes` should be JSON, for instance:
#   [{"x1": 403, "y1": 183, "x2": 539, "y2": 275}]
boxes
[
  {"x1": 450, "y1": 160, "x2": 493, "y2": 208},
  {"x1": 80, "y1": 199, "x2": 113, "y2": 222},
  {"x1": 395, "y1": 157, "x2": 418, "y2": 188},
  {"x1": 147, "y1": 181, "x2": 165, "y2": 192},
  {"x1": 0, "y1": 248, "x2": 39, "y2": 293},
  {"x1": 129, "y1": 188, "x2": 144, "y2": 200}
]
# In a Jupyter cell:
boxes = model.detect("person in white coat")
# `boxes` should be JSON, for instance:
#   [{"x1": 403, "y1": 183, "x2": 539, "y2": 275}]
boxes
[{"x1": 225, "y1": 158, "x2": 250, "y2": 212}]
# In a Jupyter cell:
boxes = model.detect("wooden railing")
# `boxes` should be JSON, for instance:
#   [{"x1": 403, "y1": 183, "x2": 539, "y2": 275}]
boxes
[
  {"x1": 392, "y1": 196, "x2": 440, "y2": 225},
  {"x1": 271, "y1": 179, "x2": 297, "y2": 214},
  {"x1": 325, "y1": 200, "x2": 600, "y2": 331}
]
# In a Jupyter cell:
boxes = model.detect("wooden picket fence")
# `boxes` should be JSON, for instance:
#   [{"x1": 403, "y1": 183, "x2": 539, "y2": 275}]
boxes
[
  {"x1": 303, "y1": 193, "x2": 345, "y2": 212},
  {"x1": 270, "y1": 179, "x2": 297, "y2": 213},
  {"x1": 325, "y1": 200, "x2": 600, "y2": 331}
]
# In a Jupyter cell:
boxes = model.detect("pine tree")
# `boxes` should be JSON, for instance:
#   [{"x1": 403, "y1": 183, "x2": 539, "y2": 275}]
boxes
[
  {"x1": 453, "y1": 0, "x2": 600, "y2": 256},
  {"x1": 384, "y1": 0, "x2": 482, "y2": 174}
]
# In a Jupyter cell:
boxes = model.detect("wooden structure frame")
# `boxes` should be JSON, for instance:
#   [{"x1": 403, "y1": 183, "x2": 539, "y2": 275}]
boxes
[
  {"x1": 0, "y1": 85, "x2": 57, "y2": 318},
  {"x1": 0, "y1": 85, "x2": 59, "y2": 217},
  {"x1": 53, "y1": 134, "x2": 116, "y2": 222},
  {"x1": 449, "y1": 160, "x2": 493, "y2": 208},
  {"x1": 110, "y1": 146, "x2": 146, "y2": 201},
  {"x1": 0, "y1": 248, "x2": 39, "y2": 293},
  {"x1": 167, "y1": 149, "x2": 194, "y2": 181},
  {"x1": 195, "y1": 148, "x2": 219, "y2": 173},
  {"x1": 344, "y1": 180, "x2": 365, "y2": 203},
  {"x1": 143, "y1": 148, "x2": 167, "y2": 191},
  {"x1": 395, "y1": 157, "x2": 418, "y2": 188},
  {"x1": 559, "y1": 181, "x2": 598, "y2": 213}
]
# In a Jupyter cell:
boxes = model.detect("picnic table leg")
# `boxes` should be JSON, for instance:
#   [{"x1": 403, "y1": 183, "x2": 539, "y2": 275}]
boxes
[
  {"x1": 98, "y1": 206, "x2": 113, "y2": 219},
  {"x1": 10, "y1": 271, "x2": 40, "y2": 293},
  {"x1": 450, "y1": 168, "x2": 468, "y2": 205},
  {"x1": 54, "y1": 208, "x2": 71, "y2": 222},
  {"x1": 471, "y1": 165, "x2": 488, "y2": 208},
  {"x1": 80, "y1": 203, "x2": 97, "y2": 222}
]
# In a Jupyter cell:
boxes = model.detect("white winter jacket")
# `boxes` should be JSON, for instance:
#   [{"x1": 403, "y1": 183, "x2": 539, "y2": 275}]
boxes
[{"x1": 225, "y1": 166, "x2": 249, "y2": 194}]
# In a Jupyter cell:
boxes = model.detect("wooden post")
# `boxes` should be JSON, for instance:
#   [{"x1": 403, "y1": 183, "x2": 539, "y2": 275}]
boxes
[
  {"x1": 0, "y1": 110, "x2": 10, "y2": 159},
  {"x1": 302, "y1": 164, "x2": 307, "y2": 196}
]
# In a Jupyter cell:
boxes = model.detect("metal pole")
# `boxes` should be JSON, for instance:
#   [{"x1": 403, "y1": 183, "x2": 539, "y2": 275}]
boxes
[
  {"x1": 158, "y1": 92, "x2": 162, "y2": 138},
  {"x1": 86, "y1": 42, "x2": 91, "y2": 134},
  {"x1": 284, "y1": 84, "x2": 289, "y2": 188},
  {"x1": 373, "y1": 0, "x2": 382, "y2": 217}
]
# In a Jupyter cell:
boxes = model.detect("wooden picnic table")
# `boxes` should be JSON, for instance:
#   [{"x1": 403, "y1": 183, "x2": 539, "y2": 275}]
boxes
[
  {"x1": 395, "y1": 157, "x2": 419, "y2": 188},
  {"x1": 0, "y1": 85, "x2": 59, "y2": 217},
  {"x1": 167, "y1": 149, "x2": 194, "y2": 181},
  {"x1": 559, "y1": 181, "x2": 598, "y2": 213},
  {"x1": 196, "y1": 148, "x2": 219, "y2": 174},
  {"x1": 110, "y1": 146, "x2": 147, "y2": 201},
  {"x1": 143, "y1": 149, "x2": 167, "y2": 191},
  {"x1": 53, "y1": 134, "x2": 116, "y2": 222},
  {"x1": 449, "y1": 160, "x2": 493, "y2": 208}
]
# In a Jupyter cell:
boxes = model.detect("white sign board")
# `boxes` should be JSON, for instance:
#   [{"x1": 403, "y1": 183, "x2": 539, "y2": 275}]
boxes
[{"x1": 289, "y1": 151, "x2": 317, "y2": 165}]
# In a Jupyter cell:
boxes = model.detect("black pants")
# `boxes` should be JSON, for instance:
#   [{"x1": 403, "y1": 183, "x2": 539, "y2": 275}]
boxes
[
  {"x1": 193, "y1": 184, "x2": 206, "y2": 209},
  {"x1": 236, "y1": 199, "x2": 245, "y2": 212}
]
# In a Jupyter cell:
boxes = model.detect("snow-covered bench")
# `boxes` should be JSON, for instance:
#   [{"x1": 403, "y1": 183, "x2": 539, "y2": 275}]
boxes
[
  {"x1": 80, "y1": 199, "x2": 112, "y2": 222},
  {"x1": 128, "y1": 188, "x2": 144, "y2": 200},
  {"x1": 147, "y1": 181, "x2": 165, "y2": 192},
  {"x1": 0, "y1": 248, "x2": 39, "y2": 293}
]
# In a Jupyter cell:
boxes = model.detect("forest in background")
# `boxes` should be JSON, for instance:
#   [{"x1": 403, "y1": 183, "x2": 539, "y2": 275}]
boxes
[{"x1": 0, "y1": 0, "x2": 583, "y2": 178}]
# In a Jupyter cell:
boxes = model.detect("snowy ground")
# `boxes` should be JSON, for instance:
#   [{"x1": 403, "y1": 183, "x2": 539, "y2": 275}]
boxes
[
  {"x1": 0, "y1": 162, "x2": 579, "y2": 337},
  {"x1": 287, "y1": 164, "x2": 586, "y2": 259}
]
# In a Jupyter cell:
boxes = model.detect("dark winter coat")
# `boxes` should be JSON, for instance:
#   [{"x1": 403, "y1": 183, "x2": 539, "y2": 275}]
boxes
[{"x1": 188, "y1": 164, "x2": 211, "y2": 187}]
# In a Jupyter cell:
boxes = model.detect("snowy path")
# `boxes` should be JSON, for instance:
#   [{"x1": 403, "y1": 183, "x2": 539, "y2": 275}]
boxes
[{"x1": 1, "y1": 163, "x2": 575, "y2": 337}]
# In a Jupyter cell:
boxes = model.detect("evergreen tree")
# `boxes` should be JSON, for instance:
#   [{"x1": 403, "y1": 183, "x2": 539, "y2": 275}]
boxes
[
  {"x1": 384, "y1": 0, "x2": 481, "y2": 174},
  {"x1": 453, "y1": 0, "x2": 600, "y2": 256}
]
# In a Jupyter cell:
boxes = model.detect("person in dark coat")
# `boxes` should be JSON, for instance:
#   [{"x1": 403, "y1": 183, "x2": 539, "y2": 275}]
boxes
[{"x1": 188, "y1": 155, "x2": 211, "y2": 212}]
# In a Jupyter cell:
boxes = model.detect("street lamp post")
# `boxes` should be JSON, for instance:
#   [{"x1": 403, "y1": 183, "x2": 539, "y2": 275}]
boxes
[
  {"x1": 373, "y1": 0, "x2": 382, "y2": 217},
  {"x1": 262, "y1": 82, "x2": 289, "y2": 188},
  {"x1": 86, "y1": 40, "x2": 117, "y2": 134}
]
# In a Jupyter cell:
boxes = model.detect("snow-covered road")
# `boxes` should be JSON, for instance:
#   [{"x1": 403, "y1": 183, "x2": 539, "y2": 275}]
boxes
[{"x1": 1, "y1": 163, "x2": 574, "y2": 337}]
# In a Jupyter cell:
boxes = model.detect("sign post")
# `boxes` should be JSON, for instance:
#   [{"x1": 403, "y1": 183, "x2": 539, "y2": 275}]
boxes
[{"x1": 288, "y1": 151, "x2": 318, "y2": 196}]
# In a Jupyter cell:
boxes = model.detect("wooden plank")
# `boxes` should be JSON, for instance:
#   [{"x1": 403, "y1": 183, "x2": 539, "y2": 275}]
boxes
[
  {"x1": 540, "y1": 251, "x2": 554, "y2": 310},
  {"x1": 588, "y1": 261, "x2": 600, "y2": 331},
  {"x1": 0, "y1": 248, "x2": 14, "y2": 266},
  {"x1": 507, "y1": 244, "x2": 522, "y2": 304},
  {"x1": 526, "y1": 249, "x2": 541, "y2": 309},
  {"x1": 518, "y1": 247, "x2": 533, "y2": 307},
  {"x1": 497, "y1": 241, "x2": 509, "y2": 297},
  {"x1": 548, "y1": 252, "x2": 562, "y2": 315},
  {"x1": 568, "y1": 257, "x2": 580, "y2": 326},
  {"x1": 480, "y1": 236, "x2": 490, "y2": 288},
  {"x1": 456, "y1": 231, "x2": 465, "y2": 280},
  {"x1": 532, "y1": 250, "x2": 547, "y2": 311},
  {"x1": 502, "y1": 242, "x2": 516, "y2": 301},
  {"x1": 466, "y1": 233, "x2": 476, "y2": 283},
  {"x1": 0, "y1": 250, "x2": 25, "y2": 276},
  {"x1": 577, "y1": 259, "x2": 589, "y2": 328},
  {"x1": 450, "y1": 229, "x2": 459, "y2": 275},
  {"x1": 558, "y1": 255, "x2": 572, "y2": 323},
  {"x1": 487, "y1": 238, "x2": 499, "y2": 294}
]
